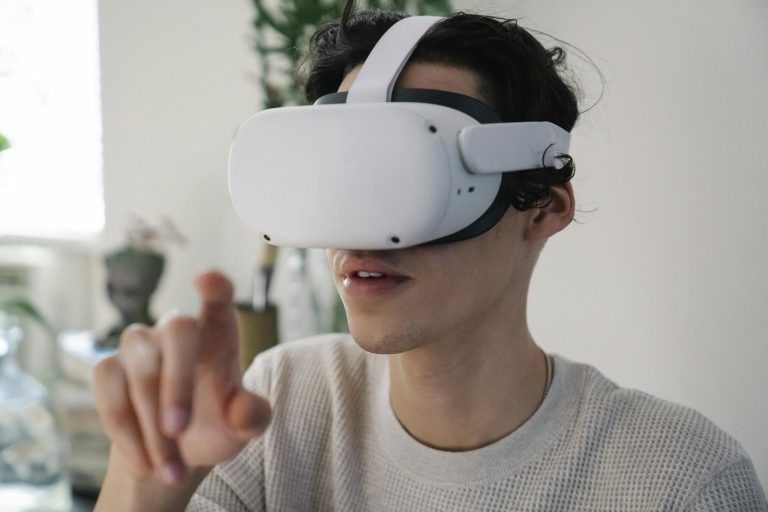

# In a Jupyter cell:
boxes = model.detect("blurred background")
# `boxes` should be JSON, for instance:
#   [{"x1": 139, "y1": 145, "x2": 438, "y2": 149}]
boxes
[{"x1": 0, "y1": 0, "x2": 765, "y2": 506}]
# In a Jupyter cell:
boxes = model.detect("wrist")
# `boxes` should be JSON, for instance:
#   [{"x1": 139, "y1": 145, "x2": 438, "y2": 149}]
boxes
[{"x1": 95, "y1": 449, "x2": 211, "y2": 512}]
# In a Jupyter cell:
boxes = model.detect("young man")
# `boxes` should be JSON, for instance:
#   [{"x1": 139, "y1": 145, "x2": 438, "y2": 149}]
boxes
[{"x1": 94, "y1": 6, "x2": 766, "y2": 511}]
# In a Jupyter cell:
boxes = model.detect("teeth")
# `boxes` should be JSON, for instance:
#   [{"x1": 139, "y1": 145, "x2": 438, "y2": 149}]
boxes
[{"x1": 356, "y1": 271, "x2": 384, "y2": 278}]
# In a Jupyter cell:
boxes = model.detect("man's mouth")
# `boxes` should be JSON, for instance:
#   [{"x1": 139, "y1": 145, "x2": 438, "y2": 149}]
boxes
[
  {"x1": 342, "y1": 270, "x2": 408, "y2": 285},
  {"x1": 353, "y1": 271, "x2": 385, "y2": 278},
  {"x1": 339, "y1": 256, "x2": 410, "y2": 298},
  {"x1": 341, "y1": 272, "x2": 409, "y2": 297}
]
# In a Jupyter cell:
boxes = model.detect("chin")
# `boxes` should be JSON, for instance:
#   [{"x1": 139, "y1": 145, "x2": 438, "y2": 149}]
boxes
[{"x1": 347, "y1": 316, "x2": 427, "y2": 355}]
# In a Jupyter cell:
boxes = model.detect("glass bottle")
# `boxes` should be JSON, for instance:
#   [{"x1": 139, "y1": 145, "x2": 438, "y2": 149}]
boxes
[{"x1": 0, "y1": 311, "x2": 71, "y2": 511}]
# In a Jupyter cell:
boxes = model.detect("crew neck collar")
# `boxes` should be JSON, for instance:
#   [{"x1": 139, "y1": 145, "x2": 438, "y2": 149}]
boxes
[{"x1": 368, "y1": 353, "x2": 586, "y2": 484}]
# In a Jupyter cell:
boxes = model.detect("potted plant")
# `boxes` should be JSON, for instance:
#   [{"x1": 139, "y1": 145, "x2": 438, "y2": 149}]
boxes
[
  {"x1": 252, "y1": 0, "x2": 452, "y2": 108},
  {"x1": 100, "y1": 217, "x2": 186, "y2": 348}
]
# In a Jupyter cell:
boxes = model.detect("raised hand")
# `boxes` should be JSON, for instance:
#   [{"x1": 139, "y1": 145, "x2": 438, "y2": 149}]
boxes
[{"x1": 93, "y1": 270, "x2": 271, "y2": 494}]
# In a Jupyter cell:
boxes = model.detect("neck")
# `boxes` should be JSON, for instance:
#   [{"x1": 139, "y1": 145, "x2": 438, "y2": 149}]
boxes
[{"x1": 387, "y1": 314, "x2": 548, "y2": 451}]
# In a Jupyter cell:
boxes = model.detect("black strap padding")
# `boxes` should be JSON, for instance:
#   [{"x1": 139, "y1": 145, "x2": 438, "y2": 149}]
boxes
[
  {"x1": 315, "y1": 88, "x2": 501, "y2": 124},
  {"x1": 425, "y1": 185, "x2": 510, "y2": 245}
]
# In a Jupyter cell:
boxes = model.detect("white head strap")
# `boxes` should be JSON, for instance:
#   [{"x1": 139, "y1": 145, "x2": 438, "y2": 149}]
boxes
[{"x1": 346, "y1": 16, "x2": 442, "y2": 104}]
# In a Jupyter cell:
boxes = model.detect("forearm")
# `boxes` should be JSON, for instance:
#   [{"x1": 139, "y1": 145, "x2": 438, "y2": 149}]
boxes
[{"x1": 95, "y1": 449, "x2": 211, "y2": 512}]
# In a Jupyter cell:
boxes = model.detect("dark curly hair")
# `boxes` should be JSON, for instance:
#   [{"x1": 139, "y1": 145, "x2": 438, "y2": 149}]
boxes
[{"x1": 301, "y1": 2, "x2": 580, "y2": 211}]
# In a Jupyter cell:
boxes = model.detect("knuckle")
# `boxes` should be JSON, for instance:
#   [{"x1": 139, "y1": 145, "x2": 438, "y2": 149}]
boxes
[
  {"x1": 159, "y1": 315, "x2": 199, "y2": 344},
  {"x1": 120, "y1": 333, "x2": 161, "y2": 375},
  {"x1": 121, "y1": 323, "x2": 151, "y2": 342},
  {"x1": 119, "y1": 324, "x2": 154, "y2": 353}
]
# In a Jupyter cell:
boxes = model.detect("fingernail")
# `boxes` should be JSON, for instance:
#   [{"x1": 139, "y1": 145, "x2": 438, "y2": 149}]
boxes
[
  {"x1": 159, "y1": 461, "x2": 185, "y2": 485},
  {"x1": 164, "y1": 407, "x2": 189, "y2": 435}
]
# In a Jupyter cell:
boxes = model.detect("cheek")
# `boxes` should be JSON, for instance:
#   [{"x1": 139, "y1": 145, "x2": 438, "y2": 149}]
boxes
[
  {"x1": 414, "y1": 245, "x2": 494, "y2": 307},
  {"x1": 444, "y1": 262, "x2": 498, "y2": 316},
  {"x1": 421, "y1": 238, "x2": 520, "y2": 311}
]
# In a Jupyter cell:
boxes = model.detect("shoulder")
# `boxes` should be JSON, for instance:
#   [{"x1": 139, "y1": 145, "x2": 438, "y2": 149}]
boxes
[
  {"x1": 561, "y1": 356, "x2": 762, "y2": 507},
  {"x1": 242, "y1": 333, "x2": 373, "y2": 400},
  {"x1": 579, "y1": 361, "x2": 748, "y2": 463}
]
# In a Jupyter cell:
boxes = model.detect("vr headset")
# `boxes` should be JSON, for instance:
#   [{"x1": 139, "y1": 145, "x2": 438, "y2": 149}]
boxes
[{"x1": 228, "y1": 16, "x2": 571, "y2": 250}]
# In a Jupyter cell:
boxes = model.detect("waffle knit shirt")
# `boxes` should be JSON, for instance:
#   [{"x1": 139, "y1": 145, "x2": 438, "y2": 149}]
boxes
[{"x1": 188, "y1": 334, "x2": 766, "y2": 511}]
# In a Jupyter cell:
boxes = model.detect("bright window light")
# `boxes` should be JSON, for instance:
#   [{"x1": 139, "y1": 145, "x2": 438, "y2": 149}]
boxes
[{"x1": 0, "y1": 0, "x2": 104, "y2": 240}]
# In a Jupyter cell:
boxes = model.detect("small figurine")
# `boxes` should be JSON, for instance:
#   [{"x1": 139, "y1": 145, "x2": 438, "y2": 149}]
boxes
[{"x1": 99, "y1": 217, "x2": 185, "y2": 349}]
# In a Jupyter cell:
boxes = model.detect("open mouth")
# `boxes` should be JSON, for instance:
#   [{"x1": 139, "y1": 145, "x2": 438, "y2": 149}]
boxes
[
  {"x1": 354, "y1": 271, "x2": 385, "y2": 278},
  {"x1": 341, "y1": 269, "x2": 409, "y2": 297},
  {"x1": 344, "y1": 270, "x2": 408, "y2": 283},
  {"x1": 335, "y1": 252, "x2": 411, "y2": 298}
]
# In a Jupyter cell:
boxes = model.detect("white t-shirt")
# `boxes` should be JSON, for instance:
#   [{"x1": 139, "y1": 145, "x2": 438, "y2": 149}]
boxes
[{"x1": 188, "y1": 334, "x2": 766, "y2": 511}]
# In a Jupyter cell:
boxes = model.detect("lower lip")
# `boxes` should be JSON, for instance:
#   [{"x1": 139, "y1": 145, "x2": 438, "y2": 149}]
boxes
[{"x1": 341, "y1": 275, "x2": 409, "y2": 298}]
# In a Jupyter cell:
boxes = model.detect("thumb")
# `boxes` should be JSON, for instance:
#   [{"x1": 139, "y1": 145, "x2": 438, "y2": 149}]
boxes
[{"x1": 226, "y1": 388, "x2": 272, "y2": 441}]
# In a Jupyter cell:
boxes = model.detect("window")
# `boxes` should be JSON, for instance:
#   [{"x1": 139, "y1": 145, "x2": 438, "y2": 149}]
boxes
[{"x1": 0, "y1": 0, "x2": 103, "y2": 239}]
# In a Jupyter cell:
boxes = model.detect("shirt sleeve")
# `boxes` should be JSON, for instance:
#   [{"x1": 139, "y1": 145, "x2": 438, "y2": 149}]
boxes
[
  {"x1": 187, "y1": 470, "x2": 252, "y2": 512},
  {"x1": 187, "y1": 456, "x2": 264, "y2": 512},
  {"x1": 684, "y1": 457, "x2": 768, "y2": 512}
]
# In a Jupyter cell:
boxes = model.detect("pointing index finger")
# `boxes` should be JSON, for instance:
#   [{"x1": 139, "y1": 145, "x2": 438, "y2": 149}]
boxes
[
  {"x1": 195, "y1": 270, "x2": 240, "y2": 365},
  {"x1": 196, "y1": 270, "x2": 236, "y2": 327}
]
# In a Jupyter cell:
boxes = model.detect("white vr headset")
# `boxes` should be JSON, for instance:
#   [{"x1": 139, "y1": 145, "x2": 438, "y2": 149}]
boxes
[{"x1": 228, "y1": 16, "x2": 571, "y2": 250}]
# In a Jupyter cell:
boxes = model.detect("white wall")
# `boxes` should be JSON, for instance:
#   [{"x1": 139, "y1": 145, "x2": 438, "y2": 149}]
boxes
[
  {"x1": 454, "y1": 0, "x2": 767, "y2": 484},
  {"x1": 96, "y1": 0, "x2": 768, "y2": 486},
  {"x1": 96, "y1": 0, "x2": 264, "y2": 325}
]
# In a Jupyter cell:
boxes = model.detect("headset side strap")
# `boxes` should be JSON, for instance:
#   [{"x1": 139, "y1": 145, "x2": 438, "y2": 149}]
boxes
[
  {"x1": 458, "y1": 122, "x2": 572, "y2": 174},
  {"x1": 346, "y1": 16, "x2": 443, "y2": 104}
]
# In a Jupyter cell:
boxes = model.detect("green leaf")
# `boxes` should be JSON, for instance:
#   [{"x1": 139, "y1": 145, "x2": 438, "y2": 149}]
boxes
[
  {"x1": 249, "y1": 0, "x2": 455, "y2": 109},
  {"x1": 1, "y1": 298, "x2": 54, "y2": 335},
  {"x1": 0, "y1": 133, "x2": 9, "y2": 152}
]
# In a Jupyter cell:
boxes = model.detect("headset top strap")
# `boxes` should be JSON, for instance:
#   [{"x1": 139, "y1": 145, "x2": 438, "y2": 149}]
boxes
[{"x1": 346, "y1": 16, "x2": 443, "y2": 104}]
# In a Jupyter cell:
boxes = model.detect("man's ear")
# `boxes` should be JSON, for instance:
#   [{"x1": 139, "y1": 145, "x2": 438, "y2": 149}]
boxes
[{"x1": 523, "y1": 181, "x2": 575, "y2": 241}]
